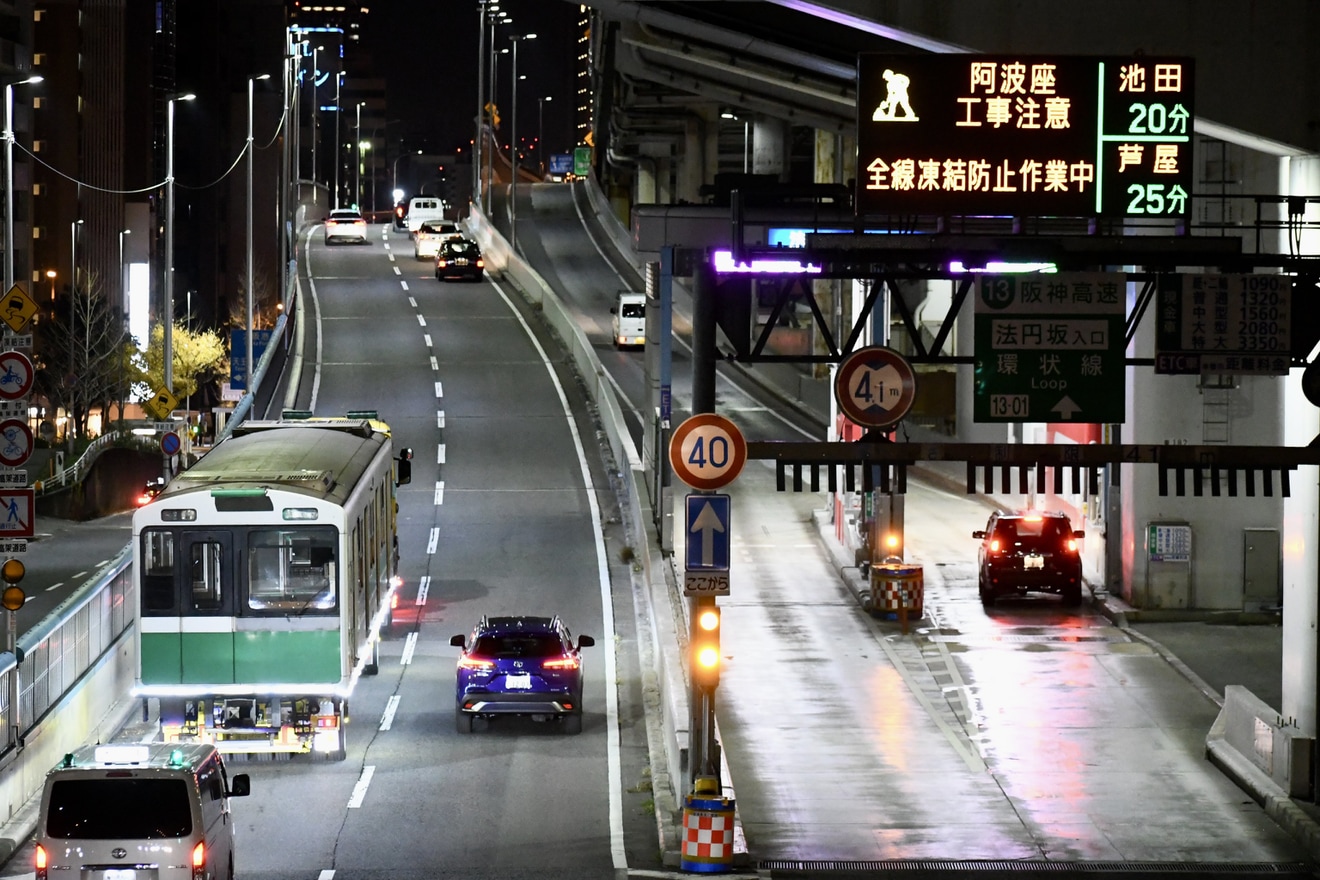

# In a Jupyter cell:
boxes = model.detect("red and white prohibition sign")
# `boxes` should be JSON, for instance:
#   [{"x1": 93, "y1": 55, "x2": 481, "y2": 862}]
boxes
[{"x1": 834, "y1": 346, "x2": 917, "y2": 429}]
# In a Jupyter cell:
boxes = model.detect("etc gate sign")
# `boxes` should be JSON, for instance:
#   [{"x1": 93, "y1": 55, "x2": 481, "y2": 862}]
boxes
[{"x1": 974, "y1": 273, "x2": 1126, "y2": 424}]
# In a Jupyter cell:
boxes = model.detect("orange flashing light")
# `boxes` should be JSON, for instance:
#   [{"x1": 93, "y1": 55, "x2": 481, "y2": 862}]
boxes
[{"x1": 192, "y1": 841, "x2": 206, "y2": 869}]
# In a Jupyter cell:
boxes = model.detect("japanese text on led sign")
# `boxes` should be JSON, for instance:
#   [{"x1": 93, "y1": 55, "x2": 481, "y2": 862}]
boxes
[{"x1": 856, "y1": 55, "x2": 1194, "y2": 219}]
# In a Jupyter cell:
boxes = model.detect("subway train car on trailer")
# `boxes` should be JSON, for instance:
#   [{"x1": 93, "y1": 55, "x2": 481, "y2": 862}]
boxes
[{"x1": 132, "y1": 412, "x2": 412, "y2": 760}]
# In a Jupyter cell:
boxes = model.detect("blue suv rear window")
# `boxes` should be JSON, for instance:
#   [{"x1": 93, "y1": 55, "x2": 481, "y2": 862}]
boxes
[{"x1": 473, "y1": 634, "x2": 564, "y2": 659}]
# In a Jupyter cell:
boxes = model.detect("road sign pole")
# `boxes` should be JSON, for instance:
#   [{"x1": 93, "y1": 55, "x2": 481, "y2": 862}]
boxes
[{"x1": 691, "y1": 262, "x2": 716, "y2": 415}]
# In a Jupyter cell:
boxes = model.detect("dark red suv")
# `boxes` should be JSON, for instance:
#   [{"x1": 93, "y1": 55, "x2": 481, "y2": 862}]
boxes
[{"x1": 973, "y1": 510, "x2": 1086, "y2": 607}]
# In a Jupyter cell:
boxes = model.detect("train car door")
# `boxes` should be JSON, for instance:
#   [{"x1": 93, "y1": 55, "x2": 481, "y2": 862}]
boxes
[{"x1": 180, "y1": 531, "x2": 237, "y2": 685}]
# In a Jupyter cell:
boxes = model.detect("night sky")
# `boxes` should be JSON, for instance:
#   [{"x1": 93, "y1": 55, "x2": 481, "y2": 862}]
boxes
[{"x1": 366, "y1": 0, "x2": 581, "y2": 160}]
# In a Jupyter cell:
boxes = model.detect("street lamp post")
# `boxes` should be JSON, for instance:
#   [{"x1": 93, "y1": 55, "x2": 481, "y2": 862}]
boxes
[
  {"x1": 69, "y1": 218, "x2": 83, "y2": 446},
  {"x1": 355, "y1": 101, "x2": 364, "y2": 210},
  {"x1": 311, "y1": 46, "x2": 319, "y2": 205},
  {"x1": 44, "y1": 269, "x2": 53, "y2": 301},
  {"x1": 393, "y1": 149, "x2": 420, "y2": 198},
  {"x1": 118, "y1": 228, "x2": 130, "y2": 307},
  {"x1": 164, "y1": 93, "x2": 196, "y2": 393},
  {"x1": 3, "y1": 75, "x2": 41, "y2": 292},
  {"x1": 508, "y1": 33, "x2": 536, "y2": 252},
  {"x1": 537, "y1": 95, "x2": 551, "y2": 177},
  {"x1": 474, "y1": 1, "x2": 489, "y2": 209},
  {"x1": 361, "y1": 140, "x2": 374, "y2": 216},
  {"x1": 485, "y1": 12, "x2": 512, "y2": 214},
  {"x1": 247, "y1": 74, "x2": 269, "y2": 395},
  {"x1": 334, "y1": 72, "x2": 344, "y2": 209},
  {"x1": 69, "y1": 218, "x2": 83, "y2": 326}
]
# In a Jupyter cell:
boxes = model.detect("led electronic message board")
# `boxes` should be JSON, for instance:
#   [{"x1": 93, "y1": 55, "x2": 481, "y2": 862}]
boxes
[{"x1": 857, "y1": 55, "x2": 1194, "y2": 219}]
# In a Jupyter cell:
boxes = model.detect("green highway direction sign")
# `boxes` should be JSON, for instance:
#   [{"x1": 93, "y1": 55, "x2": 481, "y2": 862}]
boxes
[{"x1": 974, "y1": 273, "x2": 1126, "y2": 423}]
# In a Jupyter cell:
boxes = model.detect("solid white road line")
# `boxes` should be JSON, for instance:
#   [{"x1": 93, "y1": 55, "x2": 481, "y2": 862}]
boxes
[{"x1": 490, "y1": 278, "x2": 627, "y2": 869}]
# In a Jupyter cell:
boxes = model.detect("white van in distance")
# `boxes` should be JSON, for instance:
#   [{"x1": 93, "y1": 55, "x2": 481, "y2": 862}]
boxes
[
  {"x1": 36, "y1": 743, "x2": 250, "y2": 880},
  {"x1": 405, "y1": 197, "x2": 449, "y2": 237},
  {"x1": 611, "y1": 291, "x2": 647, "y2": 349}
]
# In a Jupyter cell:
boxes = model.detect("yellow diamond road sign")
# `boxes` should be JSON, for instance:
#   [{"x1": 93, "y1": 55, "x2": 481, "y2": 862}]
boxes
[
  {"x1": 0, "y1": 285, "x2": 37, "y2": 334},
  {"x1": 143, "y1": 387, "x2": 178, "y2": 422}
]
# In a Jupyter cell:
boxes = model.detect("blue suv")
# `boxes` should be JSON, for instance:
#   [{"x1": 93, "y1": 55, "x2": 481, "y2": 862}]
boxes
[{"x1": 449, "y1": 616, "x2": 595, "y2": 734}]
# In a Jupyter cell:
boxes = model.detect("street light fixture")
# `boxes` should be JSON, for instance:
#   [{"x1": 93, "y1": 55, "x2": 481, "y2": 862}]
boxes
[
  {"x1": 164, "y1": 92, "x2": 196, "y2": 393},
  {"x1": 247, "y1": 73, "x2": 270, "y2": 395},
  {"x1": 3, "y1": 75, "x2": 41, "y2": 293},
  {"x1": 508, "y1": 33, "x2": 536, "y2": 252},
  {"x1": 44, "y1": 269, "x2": 54, "y2": 301}
]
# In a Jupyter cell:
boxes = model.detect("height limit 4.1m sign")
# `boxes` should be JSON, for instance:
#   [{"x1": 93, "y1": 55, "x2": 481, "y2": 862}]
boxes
[{"x1": 974, "y1": 273, "x2": 1126, "y2": 424}]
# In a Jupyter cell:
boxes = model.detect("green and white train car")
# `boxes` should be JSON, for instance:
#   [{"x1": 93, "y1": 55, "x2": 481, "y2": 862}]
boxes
[{"x1": 132, "y1": 414, "x2": 412, "y2": 760}]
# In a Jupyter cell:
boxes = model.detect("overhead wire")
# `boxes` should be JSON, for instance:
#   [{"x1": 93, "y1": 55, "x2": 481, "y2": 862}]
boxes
[{"x1": 11, "y1": 98, "x2": 292, "y2": 194}]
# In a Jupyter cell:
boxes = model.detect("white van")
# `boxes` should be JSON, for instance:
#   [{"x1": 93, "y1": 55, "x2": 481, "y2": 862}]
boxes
[
  {"x1": 36, "y1": 743, "x2": 250, "y2": 880},
  {"x1": 611, "y1": 291, "x2": 647, "y2": 349},
  {"x1": 405, "y1": 197, "x2": 448, "y2": 237}
]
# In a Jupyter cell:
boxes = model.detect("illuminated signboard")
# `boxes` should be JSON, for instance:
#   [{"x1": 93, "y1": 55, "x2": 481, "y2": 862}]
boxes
[{"x1": 857, "y1": 55, "x2": 1194, "y2": 218}]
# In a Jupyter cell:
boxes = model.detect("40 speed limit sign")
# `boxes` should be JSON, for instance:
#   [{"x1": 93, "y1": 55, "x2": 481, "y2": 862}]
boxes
[{"x1": 668, "y1": 413, "x2": 747, "y2": 490}]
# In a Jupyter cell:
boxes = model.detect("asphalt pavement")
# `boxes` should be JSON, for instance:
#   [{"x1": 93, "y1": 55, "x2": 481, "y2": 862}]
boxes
[{"x1": 808, "y1": 502, "x2": 1320, "y2": 864}]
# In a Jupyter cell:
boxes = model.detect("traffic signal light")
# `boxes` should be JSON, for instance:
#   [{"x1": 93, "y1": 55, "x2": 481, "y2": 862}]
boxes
[{"x1": 691, "y1": 600, "x2": 720, "y2": 691}]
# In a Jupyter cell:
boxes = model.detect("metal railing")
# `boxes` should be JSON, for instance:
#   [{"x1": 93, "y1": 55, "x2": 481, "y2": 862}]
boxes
[{"x1": 0, "y1": 545, "x2": 133, "y2": 751}]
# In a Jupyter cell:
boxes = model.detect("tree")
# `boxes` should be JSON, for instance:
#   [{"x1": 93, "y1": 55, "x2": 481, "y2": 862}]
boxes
[
  {"x1": 128, "y1": 322, "x2": 229, "y2": 407},
  {"x1": 32, "y1": 271, "x2": 133, "y2": 446}
]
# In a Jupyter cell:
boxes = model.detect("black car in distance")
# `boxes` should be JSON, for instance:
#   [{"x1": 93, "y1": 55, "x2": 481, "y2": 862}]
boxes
[
  {"x1": 973, "y1": 509, "x2": 1086, "y2": 607},
  {"x1": 435, "y1": 238, "x2": 485, "y2": 282}
]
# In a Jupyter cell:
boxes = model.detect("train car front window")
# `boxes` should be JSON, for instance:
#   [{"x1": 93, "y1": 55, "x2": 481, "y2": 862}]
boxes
[
  {"x1": 142, "y1": 530, "x2": 176, "y2": 612},
  {"x1": 247, "y1": 528, "x2": 338, "y2": 612}
]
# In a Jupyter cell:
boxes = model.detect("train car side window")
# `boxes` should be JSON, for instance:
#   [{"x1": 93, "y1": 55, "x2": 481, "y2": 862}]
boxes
[
  {"x1": 141, "y1": 529, "x2": 176, "y2": 613},
  {"x1": 190, "y1": 541, "x2": 224, "y2": 611}
]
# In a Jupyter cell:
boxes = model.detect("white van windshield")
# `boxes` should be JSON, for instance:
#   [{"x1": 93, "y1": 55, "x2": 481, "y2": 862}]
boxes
[{"x1": 46, "y1": 778, "x2": 193, "y2": 838}]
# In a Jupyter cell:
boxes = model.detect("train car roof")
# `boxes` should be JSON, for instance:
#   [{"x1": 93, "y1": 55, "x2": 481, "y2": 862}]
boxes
[{"x1": 160, "y1": 420, "x2": 389, "y2": 505}]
